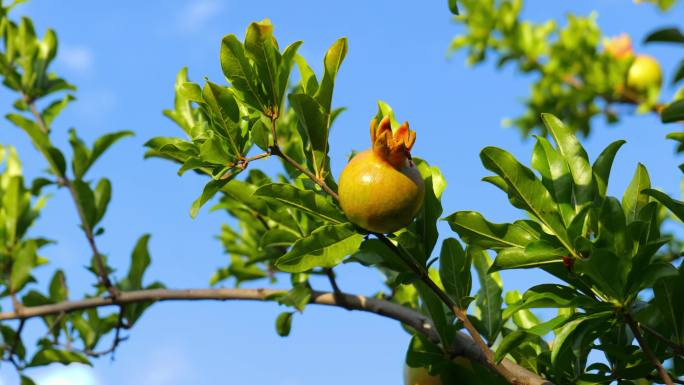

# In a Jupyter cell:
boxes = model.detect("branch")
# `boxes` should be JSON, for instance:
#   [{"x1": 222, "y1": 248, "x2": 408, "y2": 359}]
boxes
[
  {"x1": 624, "y1": 313, "x2": 675, "y2": 385},
  {"x1": 0, "y1": 287, "x2": 553, "y2": 385},
  {"x1": 641, "y1": 322, "x2": 684, "y2": 356},
  {"x1": 23, "y1": 96, "x2": 118, "y2": 299}
]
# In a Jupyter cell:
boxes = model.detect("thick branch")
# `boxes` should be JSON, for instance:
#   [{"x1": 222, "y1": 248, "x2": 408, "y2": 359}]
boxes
[{"x1": 0, "y1": 287, "x2": 552, "y2": 385}]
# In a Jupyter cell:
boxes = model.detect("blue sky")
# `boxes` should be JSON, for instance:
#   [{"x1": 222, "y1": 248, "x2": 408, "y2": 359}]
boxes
[{"x1": 0, "y1": 1, "x2": 683, "y2": 384}]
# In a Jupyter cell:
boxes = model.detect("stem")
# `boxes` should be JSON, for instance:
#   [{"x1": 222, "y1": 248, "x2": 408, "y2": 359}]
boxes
[
  {"x1": 377, "y1": 235, "x2": 497, "y2": 363},
  {"x1": 268, "y1": 117, "x2": 339, "y2": 200},
  {"x1": 324, "y1": 267, "x2": 349, "y2": 310},
  {"x1": 7, "y1": 319, "x2": 25, "y2": 363},
  {"x1": 23, "y1": 96, "x2": 118, "y2": 299},
  {"x1": 624, "y1": 312, "x2": 675, "y2": 385}
]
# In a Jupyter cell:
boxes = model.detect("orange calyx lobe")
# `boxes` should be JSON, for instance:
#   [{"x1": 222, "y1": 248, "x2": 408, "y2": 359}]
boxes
[
  {"x1": 604, "y1": 33, "x2": 634, "y2": 60},
  {"x1": 370, "y1": 115, "x2": 416, "y2": 168}
]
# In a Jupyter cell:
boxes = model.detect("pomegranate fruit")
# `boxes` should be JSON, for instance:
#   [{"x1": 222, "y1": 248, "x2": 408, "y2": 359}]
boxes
[
  {"x1": 604, "y1": 33, "x2": 633, "y2": 60},
  {"x1": 338, "y1": 115, "x2": 424, "y2": 233},
  {"x1": 627, "y1": 54, "x2": 662, "y2": 92},
  {"x1": 404, "y1": 365, "x2": 442, "y2": 385}
]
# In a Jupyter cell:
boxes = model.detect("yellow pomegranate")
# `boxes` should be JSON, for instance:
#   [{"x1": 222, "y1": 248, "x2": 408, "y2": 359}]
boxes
[
  {"x1": 338, "y1": 115, "x2": 424, "y2": 233},
  {"x1": 627, "y1": 54, "x2": 662, "y2": 92},
  {"x1": 404, "y1": 365, "x2": 442, "y2": 385}
]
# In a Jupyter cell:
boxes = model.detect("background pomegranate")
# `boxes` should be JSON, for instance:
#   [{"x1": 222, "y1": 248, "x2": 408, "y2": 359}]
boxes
[{"x1": 338, "y1": 115, "x2": 425, "y2": 233}]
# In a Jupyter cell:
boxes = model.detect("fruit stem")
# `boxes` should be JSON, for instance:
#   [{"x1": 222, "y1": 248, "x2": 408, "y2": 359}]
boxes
[{"x1": 375, "y1": 235, "x2": 512, "y2": 379}]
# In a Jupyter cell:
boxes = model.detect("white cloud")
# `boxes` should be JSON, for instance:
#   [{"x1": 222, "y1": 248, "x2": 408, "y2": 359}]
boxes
[
  {"x1": 178, "y1": 0, "x2": 223, "y2": 32},
  {"x1": 59, "y1": 45, "x2": 94, "y2": 73},
  {"x1": 33, "y1": 365, "x2": 101, "y2": 385}
]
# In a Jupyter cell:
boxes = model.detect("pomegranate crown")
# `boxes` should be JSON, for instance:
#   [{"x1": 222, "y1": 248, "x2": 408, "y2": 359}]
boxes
[
  {"x1": 370, "y1": 115, "x2": 416, "y2": 167},
  {"x1": 604, "y1": 33, "x2": 634, "y2": 60}
]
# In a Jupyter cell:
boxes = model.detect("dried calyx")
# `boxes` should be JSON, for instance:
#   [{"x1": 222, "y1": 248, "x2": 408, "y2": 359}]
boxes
[{"x1": 370, "y1": 115, "x2": 416, "y2": 167}]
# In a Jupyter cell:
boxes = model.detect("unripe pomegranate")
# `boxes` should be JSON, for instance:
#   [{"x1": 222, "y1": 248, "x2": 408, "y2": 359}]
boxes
[
  {"x1": 404, "y1": 365, "x2": 442, "y2": 385},
  {"x1": 627, "y1": 55, "x2": 662, "y2": 92},
  {"x1": 338, "y1": 115, "x2": 424, "y2": 233}
]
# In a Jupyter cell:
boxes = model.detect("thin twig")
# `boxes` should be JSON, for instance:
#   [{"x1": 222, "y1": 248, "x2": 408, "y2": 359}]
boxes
[
  {"x1": 23, "y1": 96, "x2": 118, "y2": 299},
  {"x1": 267, "y1": 117, "x2": 339, "y2": 200},
  {"x1": 7, "y1": 319, "x2": 25, "y2": 363},
  {"x1": 82, "y1": 306, "x2": 128, "y2": 359},
  {"x1": 624, "y1": 312, "x2": 675, "y2": 385},
  {"x1": 324, "y1": 267, "x2": 349, "y2": 310},
  {"x1": 641, "y1": 322, "x2": 684, "y2": 356}
]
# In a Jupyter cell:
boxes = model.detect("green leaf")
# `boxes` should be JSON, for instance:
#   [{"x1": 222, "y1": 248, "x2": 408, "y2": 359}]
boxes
[
  {"x1": 3, "y1": 175, "x2": 24, "y2": 245},
  {"x1": 662, "y1": 99, "x2": 684, "y2": 123},
  {"x1": 220, "y1": 34, "x2": 265, "y2": 111},
  {"x1": 494, "y1": 330, "x2": 534, "y2": 363},
  {"x1": 531, "y1": 136, "x2": 573, "y2": 225},
  {"x1": 253, "y1": 183, "x2": 346, "y2": 223},
  {"x1": 90, "y1": 131, "x2": 134, "y2": 169},
  {"x1": 295, "y1": 54, "x2": 319, "y2": 95},
  {"x1": 654, "y1": 273, "x2": 684, "y2": 344},
  {"x1": 49, "y1": 269, "x2": 68, "y2": 303},
  {"x1": 643, "y1": 188, "x2": 684, "y2": 221},
  {"x1": 448, "y1": 0, "x2": 460, "y2": 15},
  {"x1": 597, "y1": 197, "x2": 628, "y2": 258},
  {"x1": 275, "y1": 284, "x2": 311, "y2": 311},
  {"x1": 244, "y1": 19, "x2": 280, "y2": 110},
  {"x1": 29, "y1": 349, "x2": 91, "y2": 367},
  {"x1": 277, "y1": 41, "x2": 302, "y2": 107},
  {"x1": 491, "y1": 240, "x2": 566, "y2": 272},
  {"x1": 69, "y1": 128, "x2": 90, "y2": 179},
  {"x1": 472, "y1": 247, "x2": 503, "y2": 342},
  {"x1": 575, "y1": 249, "x2": 626, "y2": 300},
  {"x1": 288, "y1": 93, "x2": 328, "y2": 174},
  {"x1": 439, "y1": 238, "x2": 471, "y2": 307},
  {"x1": 415, "y1": 280, "x2": 454, "y2": 346},
  {"x1": 622, "y1": 163, "x2": 650, "y2": 223},
  {"x1": 480, "y1": 146, "x2": 572, "y2": 251},
  {"x1": 550, "y1": 312, "x2": 612, "y2": 368},
  {"x1": 592, "y1": 140, "x2": 625, "y2": 198},
  {"x1": 275, "y1": 311, "x2": 294, "y2": 337},
  {"x1": 260, "y1": 228, "x2": 299, "y2": 248},
  {"x1": 202, "y1": 81, "x2": 242, "y2": 153},
  {"x1": 541, "y1": 113, "x2": 595, "y2": 209},
  {"x1": 445, "y1": 211, "x2": 540, "y2": 249},
  {"x1": 644, "y1": 27, "x2": 684, "y2": 44},
  {"x1": 72, "y1": 179, "x2": 97, "y2": 228},
  {"x1": 42, "y1": 94, "x2": 74, "y2": 126},
  {"x1": 93, "y1": 178, "x2": 111, "y2": 225},
  {"x1": 10, "y1": 240, "x2": 37, "y2": 293},
  {"x1": 503, "y1": 284, "x2": 599, "y2": 319},
  {"x1": 190, "y1": 178, "x2": 231, "y2": 218},
  {"x1": 275, "y1": 223, "x2": 363, "y2": 272},
  {"x1": 199, "y1": 130, "x2": 233, "y2": 165},
  {"x1": 20, "y1": 376, "x2": 36, "y2": 385},
  {"x1": 413, "y1": 159, "x2": 445, "y2": 258},
  {"x1": 7, "y1": 113, "x2": 65, "y2": 177},
  {"x1": 125, "y1": 234, "x2": 151, "y2": 291},
  {"x1": 315, "y1": 37, "x2": 347, "y2": 114}
]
